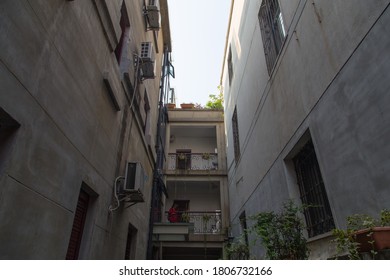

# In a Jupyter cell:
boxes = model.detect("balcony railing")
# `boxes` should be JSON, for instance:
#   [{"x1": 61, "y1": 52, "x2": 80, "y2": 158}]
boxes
[
  {"x1": 164, "y1": 211, "x2": 222, "y2": 234},
  {"x1": 167, "y1": 153, "x2": 218, "y2": 171}
]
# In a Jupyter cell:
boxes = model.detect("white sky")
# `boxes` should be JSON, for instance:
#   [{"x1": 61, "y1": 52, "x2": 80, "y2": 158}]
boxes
[{"x1": 167, "y1": 0, "x2": 231, "y2": 106}]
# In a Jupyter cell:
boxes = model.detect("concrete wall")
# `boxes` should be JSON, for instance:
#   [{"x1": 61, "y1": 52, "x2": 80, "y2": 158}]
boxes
[
  {"x1": 169, "y1": 129, "x2": 217, "y2": 154},
  {"x1": 166, "y1": 181, "x2": 221, "y2": 212},
  {"x1": 222, "y1": 0, "x2": 390, "y2": 259},
  {"x1": 0, "y1": 0, "x2": 170, "y2": 259}
]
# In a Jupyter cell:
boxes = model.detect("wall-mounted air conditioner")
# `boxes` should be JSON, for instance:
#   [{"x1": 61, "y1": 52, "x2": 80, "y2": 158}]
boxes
[
  {"x1": 139, "y1": 42, "x2": 156, "y2": 79},
  {"x1": 123, "y1": 162, "x2": 145, "y2": 192}
]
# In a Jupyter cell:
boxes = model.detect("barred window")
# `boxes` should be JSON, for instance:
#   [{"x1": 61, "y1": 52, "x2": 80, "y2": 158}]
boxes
[
  {"x1": 227, "y1": 46, "x2": 234, "y2": 86},
  {"x1": 293, "y1": 139, "x2": 335, "y2": 238},
  {"x1": 259, "y1": 0, "x2": 286, "y2": 74},
  {"x1": 66, "y1": 189, "x2": 90, "y2": 259},
  {"x1": 232, "y1": 107, "x2": 240, "y2": 163},
  {"x1": 115, "y1": 1, "x2": 130, "y2": 63},
  {"x1": 239, "y1": 211, "x2": 249, "y2": 246}
]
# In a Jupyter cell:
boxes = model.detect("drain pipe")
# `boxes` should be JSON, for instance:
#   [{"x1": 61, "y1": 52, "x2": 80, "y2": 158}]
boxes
[{"x1": 147, "y1": 45, "x2": 169, "y2": 259}]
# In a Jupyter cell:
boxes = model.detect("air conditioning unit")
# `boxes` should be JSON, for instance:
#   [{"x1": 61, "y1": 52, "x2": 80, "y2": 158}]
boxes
[
  {"x1": 139, "y1": 42, "x2": 156, "y2": 79},
  {"x1": 146, "y1": 5, "x2": 160, "y2": 30},
  {"x1": 123, "y1": 162, "x2": 145, "y2": 192}
]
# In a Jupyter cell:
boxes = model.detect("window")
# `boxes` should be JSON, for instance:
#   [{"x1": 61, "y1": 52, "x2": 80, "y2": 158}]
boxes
[
  {"x1": 293, "y1": 139, "x2": 335, "y2": 238},
  {"x1": 66, "y1": 189, "x2": 90, "y2": 259},
  {"x1": 115, "y1": 1, "x2": 130, "y2": 63},
  {"x1": 0, "y1": 107, "x2": 20, "y2": 174},
  {"x1": 239, "y1": 211, "x2": 248, "y2": 246},
  {"x1": 176, "y1": 149, "x2": 191, "y2": 170},
  {"x1": 232, "y1": 107, "x2": 240, "y2": 163},
  {"x1": 124, "y1": 224, "x2": 138, "y2": 259},
  {"x1": 143, "y1": 91, "x2": 150, "y2": 133},
  {"x1": 259, "y1": 0, "x2": 286, "y2": 74},
  {"x1": 227, "y1": 46, "x2": 234, "y2": 86}
]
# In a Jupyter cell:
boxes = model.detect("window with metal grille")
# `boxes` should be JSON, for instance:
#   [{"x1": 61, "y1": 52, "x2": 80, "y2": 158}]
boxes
[
  {"x1": 232, "y1": 107, "x2": 240, "y2": 163},
  {"x1": 258, "y1": 0, "x2": 286, "y2": 74},
  {"x1": 115, "y1": 1, "x2": 130, "y2": 63},
  {"x1": 66, "y1": 189, "x2": 90, "y2": 259},
  {"x1": 227, "y1": 46, "x2": 234, "y2": 86},
  {"x1": 293, "y1": 139, "x2": 335, "y2": 238}
]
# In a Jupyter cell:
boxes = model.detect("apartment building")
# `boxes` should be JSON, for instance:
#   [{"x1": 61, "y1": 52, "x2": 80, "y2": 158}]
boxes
[
  {"x1": 0, "y1": 0, "x2": 172, "y2": 259},
  {"x1": 221, "y1": 0, "x2": 390, "y2": 259},
  {"x1": 151, "y1": 106, "x2": 229, "y2": 259}
]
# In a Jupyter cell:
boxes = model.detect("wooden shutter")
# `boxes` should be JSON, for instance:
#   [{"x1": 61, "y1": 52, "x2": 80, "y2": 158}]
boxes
[{"x1": 66, "y1": 189, "x2": 90, "y2": 259}]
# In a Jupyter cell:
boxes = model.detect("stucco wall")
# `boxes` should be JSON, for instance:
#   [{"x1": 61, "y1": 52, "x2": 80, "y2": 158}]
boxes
[
  {"x1": 0, "y1": 0, "x2": 168, "y2": 259},
  {"x1": 222, "y1": 0, "x2": 390, "y2": 259}
]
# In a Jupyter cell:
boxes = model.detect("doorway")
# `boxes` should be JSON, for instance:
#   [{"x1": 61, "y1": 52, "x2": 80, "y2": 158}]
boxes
[{"x1": 173, "y1": 200, "x2": 189, "y2": 222}]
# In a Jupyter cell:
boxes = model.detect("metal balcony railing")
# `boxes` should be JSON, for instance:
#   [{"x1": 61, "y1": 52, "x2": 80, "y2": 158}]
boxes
[
  {"x1": 164, "y1": 211, "x2": 222, "y2": 234},
  {"x1": 167, "y1": 153, "x2": 218, "y2": 171}
]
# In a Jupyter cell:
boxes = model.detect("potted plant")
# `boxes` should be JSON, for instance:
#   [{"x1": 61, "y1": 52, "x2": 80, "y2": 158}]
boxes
[
  {"x1": 181, "y1": 212, "x2": 190, "y2": 223},
  {"x1": 166, "y1": 103, "x2": 176, "y2": 109},
  {"x1": 180, "y1": 103, "x2": 194, "y2": 109},
  {"x1": 178, "y1": 153, "x2": 186, "y2": 160},
  {"x1": 202, "y1": 214, "x2": 211, "y2": 231},
  {"x1": 333, "y1": 209, "x2": 390, "y2": 259},
  {"x1": 249, "y1": 200, "x2": 309, "y2": 260},
  {"x1": 202, "y1": 153, "x2": 210, "y2": 160}
]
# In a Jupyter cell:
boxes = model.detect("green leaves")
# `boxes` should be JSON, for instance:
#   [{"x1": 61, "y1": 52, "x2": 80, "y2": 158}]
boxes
[
  {"x1": 250, "y1": 200, "x2": 309, "y2": 260},
  {"x1": 205, "y1": 86, "x2": 224, "y2": 110},
  {"x1": 332, "y1": 209, "x2": 389, "y2": 259}
]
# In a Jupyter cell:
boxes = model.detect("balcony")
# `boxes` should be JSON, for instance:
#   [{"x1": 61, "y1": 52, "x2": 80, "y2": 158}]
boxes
[
  {"x1": 153, "y1": 211, "x2": 224, "y2": 243},
  {"x1": 167, "y1": 153, "x2": 218, "y2": 171},
  {"x1": 164, "y1": 210, "x2": 222, "y2": 234}
]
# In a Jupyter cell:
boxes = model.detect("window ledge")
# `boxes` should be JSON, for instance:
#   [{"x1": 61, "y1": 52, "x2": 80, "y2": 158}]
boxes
[{"x1": 307, "y1": 231, "x2": 334, "y2": 243}]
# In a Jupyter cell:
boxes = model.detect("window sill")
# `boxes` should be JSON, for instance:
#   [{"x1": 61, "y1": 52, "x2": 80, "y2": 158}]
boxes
[{"x1": 307, "y1": 231, "x2": 334, "y2": 243}]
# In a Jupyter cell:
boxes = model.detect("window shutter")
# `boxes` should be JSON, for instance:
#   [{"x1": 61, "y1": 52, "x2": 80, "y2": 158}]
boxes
[{"x1": 66, "y1": 190, "x2": 90, "y2": 260}]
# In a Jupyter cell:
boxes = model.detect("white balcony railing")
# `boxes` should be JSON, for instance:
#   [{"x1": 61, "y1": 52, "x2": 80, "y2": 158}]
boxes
[
  {"x1": 167, "y1": 153, "x2": 218, "y2": 171},
  {"x1": 164, "y1": 211, "x2": 222, "y2": 234}
]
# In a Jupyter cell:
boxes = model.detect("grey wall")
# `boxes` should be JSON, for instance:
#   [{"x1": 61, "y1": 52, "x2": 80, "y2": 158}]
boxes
[
  {"x1": 0, "y1": 0, "x2": 168, "y2": 259},
  {"x1": 222, "y1": 0, "x2": 390, "y2": 259}
]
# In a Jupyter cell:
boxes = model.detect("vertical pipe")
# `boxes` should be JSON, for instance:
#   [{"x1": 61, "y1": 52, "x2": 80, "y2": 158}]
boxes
[{"x1": 147, "y1": 45, "x2": 169, "y2": 260}]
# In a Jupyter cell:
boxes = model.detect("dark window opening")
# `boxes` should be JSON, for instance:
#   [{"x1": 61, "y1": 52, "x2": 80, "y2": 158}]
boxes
[
  {"x1": 239, "y1": 211, "x2": 249, "y2": 246},
  {"x1": 259, "y1": 0, "x2": 286, "y2": 74},
  {"x1": 176, "y1": 149, "x2": 191, "y2": 170},
  {"x1": 143, "y1": 90, "x2": 150, "y2": 133},
  {"x1": 115, "y1": 1, "x2": 130, "y2": 63},
  {"x1": 232, "y1": 107, "x2": 240, "y2": 163},
  {"x1": 227, "y1": 46, "x2": 234, "y2": 86},
  {"x1": 293, "y1": 139, "x2": 335, "y2": 238},
  {"x1": 0, "y1": 107, "x2": 20, "y2": 174},
  {"x1": 173, "y1": 200, "x2": 189, "y2": 222},
  {"x1": 66, "y1": 189, "x2": 90, "y2": 259},
  {"x1": 124, "y1": 224, "x2": 138, "y2": 259}
]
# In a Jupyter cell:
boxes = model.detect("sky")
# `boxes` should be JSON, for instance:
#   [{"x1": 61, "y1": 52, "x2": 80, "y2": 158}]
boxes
[{"x1": 167, "y1": 0, "x2": 231, "y2": 106}]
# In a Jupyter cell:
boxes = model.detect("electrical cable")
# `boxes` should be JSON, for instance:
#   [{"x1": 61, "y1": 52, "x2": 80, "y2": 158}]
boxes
[{"x1": 108, "y1": 176, "x2": 125, "y2": 212}]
